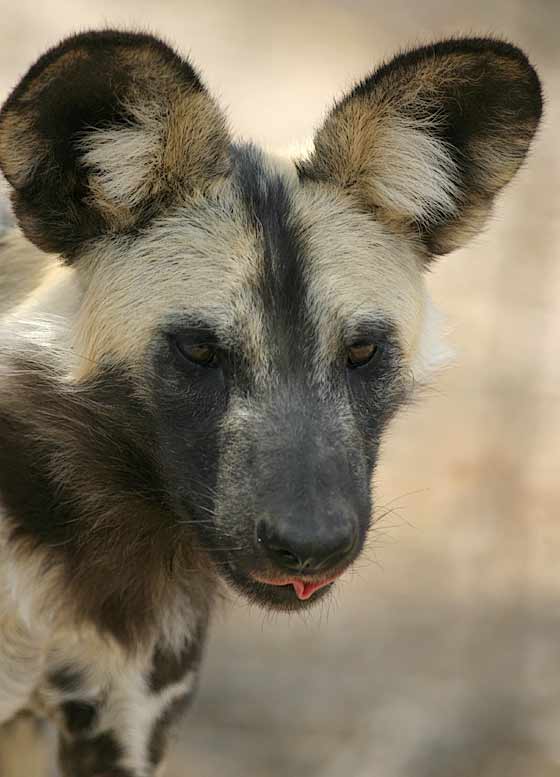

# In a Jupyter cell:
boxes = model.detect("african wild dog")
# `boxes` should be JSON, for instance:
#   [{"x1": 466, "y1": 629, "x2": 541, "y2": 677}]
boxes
[{"x1": 0, "y1": 29, "x2": 541, "y2": 777}]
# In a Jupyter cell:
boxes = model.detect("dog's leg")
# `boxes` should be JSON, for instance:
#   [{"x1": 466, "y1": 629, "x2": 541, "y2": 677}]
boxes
[
  {"x1": 56, "y1": 673, "x2": 198, "y2": 777},
  {"x1": 54, "y1": 626, "x2": 206, "y2": 777},
  {"x1": 0, "y1": 712, "x2": 50, "y2": 777}
]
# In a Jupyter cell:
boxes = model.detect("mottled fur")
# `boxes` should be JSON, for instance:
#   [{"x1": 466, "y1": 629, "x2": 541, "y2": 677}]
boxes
[
  {"x1": 0, "y1": 29, "x2": 541, "y2": 776},
  {"x1": 299, "y1": 38, "x2": 542, "y2": 254}
]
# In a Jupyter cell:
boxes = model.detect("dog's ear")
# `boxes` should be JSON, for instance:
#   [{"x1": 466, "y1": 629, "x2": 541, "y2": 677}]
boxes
[
  {"x1": 299, "y1": 38, "x2": 542, "y2": 257},
  {"x1": 0, "y1": 30, "x2": 230, "y2": 261}
]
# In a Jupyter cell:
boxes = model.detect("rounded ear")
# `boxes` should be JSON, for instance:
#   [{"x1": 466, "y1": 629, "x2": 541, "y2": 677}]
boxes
[
  {"x1": 298, "y1": 38, "x2": 542, "y2": 257},
  {"x1": 0, "y1": 30, "x2": 231, "y2": 261}
]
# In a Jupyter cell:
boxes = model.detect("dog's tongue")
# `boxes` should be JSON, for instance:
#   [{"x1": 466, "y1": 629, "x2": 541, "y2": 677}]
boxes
[
  {"x1": 253, "y1": 574, "x2": 337, "y2": 599},
  {"x1": 291, "y1": 578, "x2": 333, "y2": 600}
]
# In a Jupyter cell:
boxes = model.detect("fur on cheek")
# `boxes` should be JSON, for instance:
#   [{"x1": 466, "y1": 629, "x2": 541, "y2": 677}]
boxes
[{"x1": 0, "y1": 357, "x2": 217, "y2": 650}]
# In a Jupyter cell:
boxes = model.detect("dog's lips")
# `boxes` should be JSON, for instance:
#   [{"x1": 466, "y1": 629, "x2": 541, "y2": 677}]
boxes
[{"x1": 251, "y1": 574, "x2": 339, "y2": 600}]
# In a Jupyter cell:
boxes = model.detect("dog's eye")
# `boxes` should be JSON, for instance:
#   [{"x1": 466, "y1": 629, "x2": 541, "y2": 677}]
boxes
[
  {"x1": 347, "y1": 343, "x2": 378, "y2": 369},
  {"x1": 174, "y1": 340, "x2": 220, "y2": 368}
]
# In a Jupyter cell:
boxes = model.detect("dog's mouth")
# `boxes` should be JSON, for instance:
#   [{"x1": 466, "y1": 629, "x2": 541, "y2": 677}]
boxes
[
  {"x1": 222, "y1": 562, "x2": 344, "y2": 611},
  {"x1": 251, "y1": 573, "x2": 339, "y2": 600}
]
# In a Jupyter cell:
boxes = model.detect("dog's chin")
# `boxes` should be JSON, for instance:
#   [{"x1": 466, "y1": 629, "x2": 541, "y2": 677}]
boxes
[{"x1": 222, "y1": 564, "x2": 335, "y2": 612}]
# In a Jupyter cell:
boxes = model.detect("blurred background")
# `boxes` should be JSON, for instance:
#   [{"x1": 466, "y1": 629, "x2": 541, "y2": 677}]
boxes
[{"x1": 2, "y1": 1, "x2": 559, "y2": 775}]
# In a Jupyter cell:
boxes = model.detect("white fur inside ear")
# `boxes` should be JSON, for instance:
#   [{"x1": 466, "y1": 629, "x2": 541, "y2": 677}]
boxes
[
  {"x1": 411, "y1": 292, "x2": 454, "y2": 385},
  {"x1": 80, "y1": 115, "x2": 161, "y2": 209},
  {"x1": 373, "y1": 116, "x2": 460, "y2": 225},
  {"x1": 78, "y1": 87, "x2": 229, "y2": 219}
]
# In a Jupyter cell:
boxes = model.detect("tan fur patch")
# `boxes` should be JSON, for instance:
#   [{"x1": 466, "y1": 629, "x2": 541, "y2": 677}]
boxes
[
  {"x1": 0, "y1": 112, "x2": 47, "y2": 188},
  {"x1": 295, "y1": 181, "x2": 428, "y2": 373},
  {"x1": 0, "y1": 713, "x2": 50, "y2": 774},
  {"x1": 71, "y1": 186, "x2": 264, "y2": 377},
  {"x1": 303, "y1": 101, "x2": 459, "y2": 228},
  {"x1": 81, "y1": 89, "x2": 230, "y2": 220}
]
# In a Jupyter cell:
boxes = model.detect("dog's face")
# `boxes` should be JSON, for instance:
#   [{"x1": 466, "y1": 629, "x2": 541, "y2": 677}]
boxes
[
  {"x1": 141, "y1": 150, "x2": 423, "y2": 609},
  {"x1": 0, "y1": 31, "x2": 541, "y2": 611}
]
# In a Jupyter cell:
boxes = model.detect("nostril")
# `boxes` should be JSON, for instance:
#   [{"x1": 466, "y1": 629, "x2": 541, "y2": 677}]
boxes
[
  {"x1": 257, "y1": 519, "x2": 305, "y2": 571},
  {"x1": 257, "y1": 518, "x2": 358, "y2": 574},
  {"x1": 272, "y1": 547, "x2": 302, "y2": 568},
  {"x1": 315, "y1": 530, "x2": 358, "y2": 570}
]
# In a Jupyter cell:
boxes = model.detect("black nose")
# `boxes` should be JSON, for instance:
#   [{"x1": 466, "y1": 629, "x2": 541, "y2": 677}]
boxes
[{"x1": 257, "y1": 517, "x2": 357, "y2": 574}]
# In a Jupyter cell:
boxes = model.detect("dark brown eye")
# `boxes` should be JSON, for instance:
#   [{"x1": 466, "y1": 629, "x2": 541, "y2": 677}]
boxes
[
  {"x1": 347, "y1": 343, "x2": 378, "y2": 368},
  {"x1": 175, "y1": 341, "x2": 220, "y2": 367}
]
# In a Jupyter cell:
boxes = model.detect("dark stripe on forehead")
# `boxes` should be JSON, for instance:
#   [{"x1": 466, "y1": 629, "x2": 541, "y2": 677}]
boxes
[
  {"x1": 232, "y1": 145, "x2": 312, "y2": 369},
  {"x1": 49, "y1": 667, "x2": 84, "y2": 695}
]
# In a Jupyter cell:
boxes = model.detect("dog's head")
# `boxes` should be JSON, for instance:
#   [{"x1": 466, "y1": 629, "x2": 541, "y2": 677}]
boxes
[{"x1": 0, "y1": 32, "x2": 541, "y2": 611}]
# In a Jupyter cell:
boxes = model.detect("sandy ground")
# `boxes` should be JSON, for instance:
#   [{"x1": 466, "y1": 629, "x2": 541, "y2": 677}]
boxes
[{"x1": 1, "y1": 1, "x2": 559, "y2": 775}]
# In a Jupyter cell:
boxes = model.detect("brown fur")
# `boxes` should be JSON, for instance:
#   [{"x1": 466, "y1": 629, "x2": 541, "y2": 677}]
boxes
[
  {"x1": 0, "y1": 30, "x2": 231, "y2": 259},
  {"x1": 299, "y1": 38, "x2": 542, "y2": 256},
  {"x1": 0, "y1": 358, "x2": 216, "y2": 648}
]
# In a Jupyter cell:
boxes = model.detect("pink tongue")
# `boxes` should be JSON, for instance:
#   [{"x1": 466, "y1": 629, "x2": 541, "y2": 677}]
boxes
[{"x1": 291, "y1": 579, "x2": 333, "y2": 600}]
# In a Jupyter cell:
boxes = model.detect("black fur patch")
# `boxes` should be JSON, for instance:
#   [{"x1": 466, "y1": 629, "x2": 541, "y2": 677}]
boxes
[
  {"x1": 349, "y1": 37, "x2": 542, "y2": 116},
  {"x1": 148, "y1": 621, "x2": 206, "y2": 693},
  {"x1": 149, "y1": 695, "x2": 191, "y2": 767},
  {"x1": 345, "y1": 321, "x2": 409, "y2": 464},
  {"x1": 7, "y1": 31, "x2": 202, "y2": 111},
  {"x1": 151, "y1": 331, "x2": 230, "y2": 555},
  {"x1": 58, "y1": 730, "x2": 130, "y2": 776},
  {"x1": 48, "y1": 667, "x2": 84, "y2": 695},
  {"x1": 146, "y1": 621, "x2": 208, "y2": 767},
  {"x1": 233, "y1": 145, "x2": 312, "y2": 373},
  {"x1": 61, "y1": 701, "x2": 97, "y2": 736}
]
